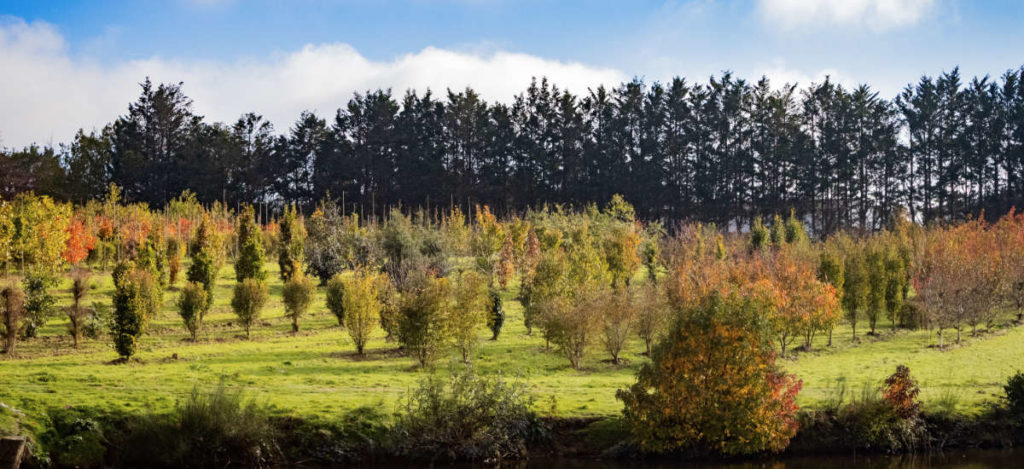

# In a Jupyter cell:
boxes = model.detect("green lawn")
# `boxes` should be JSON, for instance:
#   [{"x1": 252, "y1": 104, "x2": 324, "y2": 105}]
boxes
[{"x1": 2, "y1": 261, "x2": 1022, "y2": 424}]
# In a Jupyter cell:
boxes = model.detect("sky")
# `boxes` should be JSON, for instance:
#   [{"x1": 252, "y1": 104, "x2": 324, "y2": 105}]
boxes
[{"x1": 2, "y1": 0, "x2": 1024, "y2": 148}]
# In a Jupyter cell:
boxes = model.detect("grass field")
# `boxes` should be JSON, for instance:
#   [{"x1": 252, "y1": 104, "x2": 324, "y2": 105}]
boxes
[{"x1": 2, "y1": 260, "x2": 1023, "y2": 425}]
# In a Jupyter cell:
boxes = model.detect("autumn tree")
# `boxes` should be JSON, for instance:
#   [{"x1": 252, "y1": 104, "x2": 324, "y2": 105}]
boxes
[
  {"x1": 843, "y1": 248, "x2": 869, "y2": 341},
  {"x1": 398, "y1": 271, "x2": 452, "y2": 368},
  {"x1": 63, "y1": 216, "x2": 97, "y2": 265},
  {"x1": 449, "y1": 269, "x2": 489, "y2": 362},
  {"x1": 634, "y1": 283, "x2": 668, "y2": 356},
  {"x1": 342, "y1": 270, "x2": 383, "y2": 354},
  {"x1": 818, "y1": 242, "x2": 845, "y2": 346},
  {"x1": 601, "y1": 287, "x2": 635, "y2": 364},
  {"x1": 617, "y1": 292, "x2": 802, "y2": 455}
]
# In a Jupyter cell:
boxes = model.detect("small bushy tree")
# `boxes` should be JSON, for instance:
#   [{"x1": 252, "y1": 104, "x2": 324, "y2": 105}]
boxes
[
  {"x1": 325, "y1": 273, "x2": 346, "y2": 326},
  {"x1": 282, "y1": 271, "x2": 315, "y2": 332},
  {"x1": 22, "y1": 270, "x2": 58, "y2": 338},
  {"x1": 449, "y1": 270, "x2": 489, "y2": 363},
  {"x1": 234, "y1": 204, "x2": 266, "y2": 281},
  {"x1": 487, "y1": 289, "x2": 504, "y2": 340},
  {"x1": 277, "y1": 204, "x2": 305, "y2": 281},
  {"x1": 177, "y1": 282, "x2": 208, "y2": 340},
  {"x1": 398, "y1": 272, "x2": 452, "y2": 367},
  {"x1": 601, "y1": 288, "x2": 635, "y2": 364},
  {"x1": 111, "y1": 266, "x2": 161, "y2": 360},
  {"x1": 1, "y1": 284, "x2": 26, "y2": 355},
  {"x1": 231, "y1": 279, "x2": 268, "y2": 339},
  {"x1": 188, "y1": 215, "x2": 219, "y2": 313},
  {"x1": 342, "y1": 270, "x2": 382, "y2": 354}
]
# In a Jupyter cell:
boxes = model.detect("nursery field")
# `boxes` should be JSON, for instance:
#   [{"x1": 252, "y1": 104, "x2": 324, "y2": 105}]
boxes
[{"x1": 2, "y1": 260, "x2": 1023, "y2": 423}]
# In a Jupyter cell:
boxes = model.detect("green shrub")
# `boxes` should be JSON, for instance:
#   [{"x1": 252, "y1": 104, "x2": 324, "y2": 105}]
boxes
[
  {"x1": 120, "y1": 384, "x2": 280, "y2": 468},
  {"x1": 1004, "y1": 371, "x2": 1024, "y2": 419},
  {"x1": 397, "y1": 272, "x2": 452, "y2": 368},
  {"x1": 231, "y1": 279, "x2": 269, "y2": 339},
  {"x1": 42, "y1": 407, "x2": 107, "y2": 468},
  {"x1": 187, "y1": 216, "x2": 220, "y2": 312},
  {"x1": 325, "y1": 273, "x2": 346, "y2": 326},
  {"x1": 235, "y1": 205, "x2": 266, "y2": 282},
  {"x1": 177, "y1": 282, "x2": 208, "y2": 340},
  {"x1": 487, "y1": 289, "x2": 504, "y2": 341},
  {"x1": 282, "y1": 272, "x2": 316, "y2": 332},
  {"x1": 22, "y1": 270, "x2": 58, "y2": 338},
  {"x1": 390, "y1": 366, "x2": 544, "y2": 461},
  {"x1": 111, "y1": 267, "x2": 161, "y2": 360},
  {"x1": 278, "y1": 204, "x2": 305, "y2": 281}
]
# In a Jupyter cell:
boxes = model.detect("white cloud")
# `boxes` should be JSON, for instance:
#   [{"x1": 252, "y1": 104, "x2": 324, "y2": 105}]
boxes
[
  {"x1": 758, "y1": 0, "x2": 935, "y2": 31},
  {"x1": 0, "y1": 18, "x2": 625, "y2": 148},
  {"x1": 755, "y1": 60, "x2": 857, "y2": 90}
]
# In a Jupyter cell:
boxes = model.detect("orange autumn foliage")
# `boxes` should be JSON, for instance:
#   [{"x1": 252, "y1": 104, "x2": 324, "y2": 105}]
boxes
[{"x1": 63, "y1": 217, "x2": 97, "y2": 265}]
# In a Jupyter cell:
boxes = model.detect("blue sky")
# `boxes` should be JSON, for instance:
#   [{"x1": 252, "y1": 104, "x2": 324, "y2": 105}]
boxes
[{"x1": 2, "y1": 0, "x2": 1024, "y2": 147}]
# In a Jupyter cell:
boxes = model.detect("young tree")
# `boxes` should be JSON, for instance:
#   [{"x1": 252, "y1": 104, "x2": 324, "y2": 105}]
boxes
[
  {"x1": 67, "y1": 268, "x2": 91, "y2": 347},
  {"x1": 865, "y1": 245, "x2": 886, "y2": 335},
  {"x1": 166, "y1": 236, "x2": 183, "y2": 286},
  {"x1": 231, "y1": 278, "x2": 268, "y2": 339},
  {"x1": 398, "y1": 272, "x2": 452, "y2": 367},
  {"x1": 278, "y1": 204, "x2": 306, "y2": 281},
  {"x1": 21, "y1": 270, "x2": 58, "y2": 338},
  {"x1": 449, "y1": 270, "x2": 489, "y2": 362},
  {"x1": 342, "y1": 270, "x2": 383, "y2": 354},
  {"x1": 818, "y1": 244, "x2": 845, "y2": 346},
  {"x1": 487, "y1": 288, "x2": 504, "y2": 340},
  {"x1": 325, "y1": 273, "x2": 346, "y2": 326},
  {"x1": 177, "y1": 282, "x2": 207, "y2": 341},
  {"x1": 634, "y1": 283, "x2": 668, "y2": 356},
  {"x1": 63, "y1": 217, "x2": 97, "y2": 266},
  {"x1": 111, "y1": 266, "x2": 161, "y2": 360},
  {"x1": 187, "y1": 215, "x2": 219, "y2": 313},
  {"x1": 234, "y1": 204, "x2": 266, "y2": 281},
  {"x1": 601, "y1": 288, "x2": 635, "y2": 364},
  {"x1": 843, "y1": 249, "x2": 869, "y2": 341},
  {"x1": 1, "y1": 284, "x2": 25, "y2": 355},
  {"x1": 617, "y1": 293, "x2": 802, "y2": 455},
  {"x1": 603, "y1": 222, "x2": 641, "y2": 288},
  {"x1": 282, "y1": 271, "x2": 315, "y2": 332},
  {"x1": 496, "y1": 234, "x2": 516, "y2": 289}
]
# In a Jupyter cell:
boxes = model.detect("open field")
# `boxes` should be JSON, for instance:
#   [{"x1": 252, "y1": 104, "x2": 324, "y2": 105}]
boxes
[{"x1": 2, "y1": 260, "x2": 1023, "y2": 424}]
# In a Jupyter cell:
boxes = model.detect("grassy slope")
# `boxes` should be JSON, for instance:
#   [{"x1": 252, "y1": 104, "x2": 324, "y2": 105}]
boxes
[{"x1": 1, "y1": 260, "x2": 1022, "y2": 423}]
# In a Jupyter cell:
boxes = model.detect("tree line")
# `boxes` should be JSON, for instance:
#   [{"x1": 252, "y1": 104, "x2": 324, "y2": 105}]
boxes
[{"x1": 4, "y1": 66, "x2": 1024, "y2": 232}]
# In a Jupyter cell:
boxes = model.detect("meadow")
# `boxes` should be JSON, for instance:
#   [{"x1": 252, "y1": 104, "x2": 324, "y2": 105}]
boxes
[{"x1": 3, "y1": 258, "x2": 1021, "y2": 427}]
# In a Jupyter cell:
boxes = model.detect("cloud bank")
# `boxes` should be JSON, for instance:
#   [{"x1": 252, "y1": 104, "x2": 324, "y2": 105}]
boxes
[
  {"x1": 0, "y1": 18, "x2": 625, "y2": 148},
  {"x1": 758, "y1": 0, "x2": 935, "y2": 31}
]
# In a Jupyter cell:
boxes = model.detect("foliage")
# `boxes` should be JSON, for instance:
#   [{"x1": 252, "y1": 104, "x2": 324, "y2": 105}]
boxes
[
  {"x1": 449, "y1": 270, "x2": 489, "y2": 362},
  {"x1": 1, "y1": 283, "x2": 25, "y2": 354},
  {"x1": 282, "y1": 271, "x2": 316, "y2": 332},
  {"x1": 487, "y1": 289, "x2": 504, "y2": 341},
  {"x1": 342, "y1": 270, "x2": 383, "y2": 354},
  {"x1": 177, "y1": 282, "x2": 208, "y2": 340},
  {"x1": 398, "y1": 271, "x2": 452, "y2": 368},
  {"x1": 634, "y1": 283, "x2": 668, "y2": 356},
  {"x1": 600, "y1": 288, "x2": 635, "y2": 364},
  {"x1": 63, "y1": 217, "x2": 97, "y2": 265},
  {"x1": 235, "y1": 204, "x2": 266, "y2": 281},
  {"x1": 1004, "y1": 371, "x2": 1024, "y2": 419},
  {"x1": 187, "y1": 215, "x2": 220, "y2": 313},
  {"x1": 21, "y1": 270, "x2": 59, "y2": 338},
  {"x1": 231, "y1": 279, "x2": 269, "y2": 339},
  {"x1": 111, "y1": 265, "x2": 161, "y2": 359},
  {"x1": 617, "y1": 293, "x2": 802, "y2": 455},
  {"x1": 325, "y1": 273, "x2": 346, "y2": 326},
  {"x1": 882, "y1": 365, "x2": 920, "y2": 419},
  {"x1": 165, "y1": 236, "x2": 183, "y2": 286},
  {"x1": 278, "y1": 204, "x2": 306, "y2": 281},
  {"x1": 390, "y1": 366, "x2": 543, "y2": 462}
]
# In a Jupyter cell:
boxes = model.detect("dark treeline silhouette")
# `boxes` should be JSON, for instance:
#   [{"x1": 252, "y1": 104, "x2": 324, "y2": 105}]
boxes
[{"x1": 4, "y1": 66, "x2": 1024, "y2": 233}]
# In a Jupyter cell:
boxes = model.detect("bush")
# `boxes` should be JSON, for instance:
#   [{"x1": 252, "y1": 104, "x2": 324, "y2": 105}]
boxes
[
  {"x1": 487, "y1": 289, "x2": 504, "y2": 341},
  {"x1": 390, "y1": 366, "x2": 544, "y2": 462},
  {"x1": 188, "y1": 215, "x2": 220, "y2": 313},
  {"x1": 278, "y1": 204, "x2": 305, "y2": 281},
  {"x1": 1, "y1": 284, "x2": 26, "y2": 354},
  {"x1": 111, "y1": 267, "x2": 161, "y2": 360},
  {"x1": 82, "y1": 301, "x2": 110, "y2": 339},
  {"x1": 343, "y1": 271, "x2": 382, "y2": 354},
  {"x1": 882, "y1": 365, "x2": 920, "y2": 419},
  {"x1": 120, "y1": 384, "x2": 280, "y2": 468},
  {"x1": 22, "y1": 270, "x2": 58, "y2": 338},
  {"x1": 235, "y1": 204, "x2": 266, "y2": 282},
  {"x1": 398, "y1": 272, "x2": 452, "y2": 368},
  {"x1": 1005, "y1": 371, "x2": 1024, "y2": 419},
  {"x1": 41, "y1": 407, "x2": 107, "y2": 468},
  {"x1": 282, "y1": 272, "x2": 316, "y2": 332},
  {"x1": 231, "y1": 279, "x2": 269, "y2": 339},
  {"x1": 325, "y1": 273, "x2": 346, "y2": 326},
  {"x1": 617, "y1": 294, "x2": 802, "y2": 455},
  {"x1": 166, "y1": 236, "x2": 183, "y2": 286},
  {"x1": 449, "y1": 270, "x2": 489, "y2": 363},
  {"x1": 177, "y1": 282, "x2": 208, "y2": 340}
]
